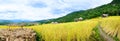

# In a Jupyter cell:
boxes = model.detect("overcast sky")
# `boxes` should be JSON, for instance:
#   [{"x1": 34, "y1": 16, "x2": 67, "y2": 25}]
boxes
[{"x1": 0, "y1": 0, "x2": 112, "y2": 21}]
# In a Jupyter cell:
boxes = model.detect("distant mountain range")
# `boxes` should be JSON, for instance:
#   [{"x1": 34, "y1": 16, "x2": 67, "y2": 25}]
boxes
[
  {"x1": 9, "y1": 19, "x2": 31, "y2": 23},
  {"x1": 0, "y1": 19, "x2": 31, "y2": 25}
]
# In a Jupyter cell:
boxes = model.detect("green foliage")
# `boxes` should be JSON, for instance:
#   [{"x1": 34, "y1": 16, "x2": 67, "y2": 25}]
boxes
[
  {"x1": 113, "y1": 36, "x2": 119, "y2": 41},
  {"x1": 90, "y1": 25, "x2": 104, "y2": 41},
  {"x1": 35, "y1": 31, "x2": 43, "y2": 41},
  {"x1": 111, "y1": 0, "x2": 120, "y2": 4},
  {"x1": 0, "y1": 20, "x2": 12, "y2": 25}
]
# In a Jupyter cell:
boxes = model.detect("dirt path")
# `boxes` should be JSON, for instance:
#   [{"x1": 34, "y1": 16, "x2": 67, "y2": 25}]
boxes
[{"x1": 98, "y1": 26, "x2": 115, "y2": 41}]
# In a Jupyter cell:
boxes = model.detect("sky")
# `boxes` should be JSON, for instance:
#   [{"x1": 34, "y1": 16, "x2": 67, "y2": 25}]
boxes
[{"x1": 0, "y1": 0, "x2": 112, "y2": 21}]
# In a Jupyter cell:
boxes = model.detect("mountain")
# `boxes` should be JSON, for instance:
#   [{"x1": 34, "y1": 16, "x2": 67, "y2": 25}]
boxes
[
  {"x1": 41, "y1": 0, "x2": 120, "y2": 23},
  {"x1": 0, "y1": 19, "x2": 31, "y2": 25},
  {"x1": 9, "y1": 19, "x2": 31, "y2": 23},
  {"x1": 34, "y1": 19, "x2": 55, "y2": 24},
  {"x1": 0, "y1": 20, "x2": 12, "y2": 25}
]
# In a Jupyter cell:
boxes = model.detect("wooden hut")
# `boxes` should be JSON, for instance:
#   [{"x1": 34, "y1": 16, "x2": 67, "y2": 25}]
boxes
[
  {"x1": 74, "y1": 17, "x2": 83, "y2": 22},
  {"x1": 51, "y1": 22, "x2": 58, "y2": 24},
  {"x1": 102, "y1": 14, "x2": 108, "y2": 17}
]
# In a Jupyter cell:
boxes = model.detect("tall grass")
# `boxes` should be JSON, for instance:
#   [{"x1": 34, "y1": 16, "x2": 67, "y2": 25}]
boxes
[
  {"x1": 30, "y1": 16, "x2": 120, "y2": 41},
  {"x1": 31, "y1": 20, "x2": 98, "y2": 41},
  {"x1": 100, "y1": 16, "x2": 120, "y2": 40}
]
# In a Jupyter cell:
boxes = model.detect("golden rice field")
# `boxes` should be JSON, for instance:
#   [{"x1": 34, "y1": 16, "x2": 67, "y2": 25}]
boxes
[
  {"x1": 0, "y1": 16, "x2": 120, "y2": 41},
  {"x1": 100, "y1": 16, "x2": 120, "y2": 40}
]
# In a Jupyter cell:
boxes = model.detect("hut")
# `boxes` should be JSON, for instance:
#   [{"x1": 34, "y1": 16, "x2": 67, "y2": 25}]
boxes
[
  {"x1": 51, "y1": 22, "x2": 58, "y2": 24},
  {"x1": 102, "y1": 14, "x2": 108, "y2": 17},
  {"x1": 74, "y1": 17, "x2": 83, "y2": 22}
]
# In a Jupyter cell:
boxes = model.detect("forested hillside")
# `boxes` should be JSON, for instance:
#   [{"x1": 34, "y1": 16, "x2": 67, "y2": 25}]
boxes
[{"x1": 36, "y1": 0, "x2": 120, "y2": 23}]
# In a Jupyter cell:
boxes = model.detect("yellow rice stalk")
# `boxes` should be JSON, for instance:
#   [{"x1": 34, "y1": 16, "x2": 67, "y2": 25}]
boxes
[
  {"x1": 100, "y1": 16, "x2": 120, "y2": 39},
  {"x1": 30, "y1": 20, "x2": 98, "y2": 41}
]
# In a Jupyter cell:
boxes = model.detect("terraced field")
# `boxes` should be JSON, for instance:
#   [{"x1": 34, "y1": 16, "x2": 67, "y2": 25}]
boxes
[{"x1": 0, "y1": 16, "x2": 120, "y2": 41}]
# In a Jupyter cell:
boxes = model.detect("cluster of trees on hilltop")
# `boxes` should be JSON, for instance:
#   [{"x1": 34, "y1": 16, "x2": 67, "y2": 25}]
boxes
[{"x1": 111, "y1": 0, "x2": 120, "y2": 4}]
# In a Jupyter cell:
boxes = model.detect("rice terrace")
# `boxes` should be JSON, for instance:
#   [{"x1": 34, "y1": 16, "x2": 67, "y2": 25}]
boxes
[{"x1": 0, "y1": 0, "x2": 120, "y2": 41}]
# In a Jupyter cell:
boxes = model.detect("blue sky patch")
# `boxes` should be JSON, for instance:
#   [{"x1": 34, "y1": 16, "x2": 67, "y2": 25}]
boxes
[
  {"x1": 0, "y1": 0, "x2": 112, "y2": 20},
  {"x1": 30, "y1": 2, "x2": 47, "y2": 8},
  {"x1": 51, "y1": 9, "x2": 65, "y2": 14}
]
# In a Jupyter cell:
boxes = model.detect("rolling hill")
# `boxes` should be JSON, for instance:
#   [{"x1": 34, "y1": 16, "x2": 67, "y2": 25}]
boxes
[{"x1": 36, "y1": 0, "x2": 120, "y2": 23}]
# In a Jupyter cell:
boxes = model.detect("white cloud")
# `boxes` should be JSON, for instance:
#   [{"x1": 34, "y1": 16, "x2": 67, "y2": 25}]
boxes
[{"x1": 0, "y1": 0, "x2": 112, "y2": 21}]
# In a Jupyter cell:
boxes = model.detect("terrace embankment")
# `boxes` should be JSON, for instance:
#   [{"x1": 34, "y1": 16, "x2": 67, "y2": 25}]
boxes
[{"x1": 0, "y1": 28, "x2": 36, "y2": 41}]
